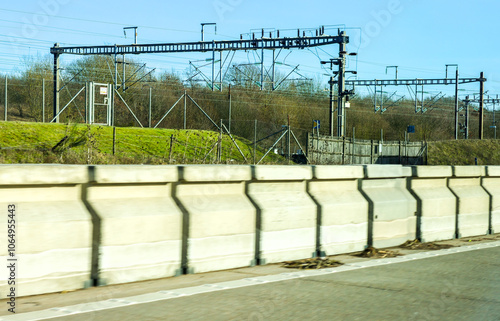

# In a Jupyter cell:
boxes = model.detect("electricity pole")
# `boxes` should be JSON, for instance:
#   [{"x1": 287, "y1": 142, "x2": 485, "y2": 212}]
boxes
[
  {"x1": 479, "y1": 72, "x2": 486, "y2": 139},
  {"x1": 53, "y1": 43, "x2": 60, "y2": 123},
  {"x1": 321, "y1": 30, "x2": 356, "y2": 137},
  {"x1": 337, "y1": 35, "x2": 346, "y2": 137},
  {"x1": 463, "y1": 96, "x2": 470, "y2": 139},
  {"x1": 321, "y1": 59, "x2": 337, "y2": 136},
  {"x1": 494, "y1": 97, "x2": 497, "y2": 139},
  {"x1": 329, "y1": 76, "x2": 334, "y2": 136}
]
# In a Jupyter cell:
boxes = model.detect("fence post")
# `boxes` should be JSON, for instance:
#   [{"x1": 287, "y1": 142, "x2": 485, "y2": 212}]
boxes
[
  {"x1": 405, "y1": 132, "x2": 408, "y2": 165},
  {"x1": 351, "y1": 127, "x2": 355, "y2": 164},
  {"x1": 168, "y1": 134, "x2": 174, "y2": 163},
  {"x1": 342, "y1": 136, "x2": 345, "y2": 165},
  {"x1": 42, "y1": 79, "x2": 45, "y2": 123},
  {"x1": 148, "y1": 86, "x2": 152, "y2": 128},
  {"x1": 254, "y1": 119, "x2": 257, "y2": 165},
  {"x1": 4, "y1": 76, "x2": 7, "y2": 121},
  {"x1": 370, "y1": 139, "x2": 374, "y2": 164},
  {"x1": 112, "y1": 127, "x2": 116, "y2": 155},
  {"x1": 287, "y1": 115, "x2": 291, "y2": 163},
  {"x1": 228, "y1": 85, "x2": 232, "y2": 133},
  {"x1": 217, "y1": 122, "x2": 222, "y2": 163},
  {"x1": 183, "y1": 90, "x2": 187, "y2": 129},
  {"x1": 399, "y1": 140, "x2": 402, "y2": 164},
  {"x1": 424, "y1": 142, "x2": 428, "y2": 165}
]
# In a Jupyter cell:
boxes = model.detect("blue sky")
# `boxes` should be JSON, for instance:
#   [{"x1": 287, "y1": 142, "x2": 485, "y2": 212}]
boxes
[{"x1": 1, "y1": 0, "x2": 499, "y2": 99}]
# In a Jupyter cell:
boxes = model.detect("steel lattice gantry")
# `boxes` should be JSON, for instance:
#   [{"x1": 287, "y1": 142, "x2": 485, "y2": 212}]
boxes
[
  {"x1": 344, "y1": 74, "x2": 487, "y2": 139},
  {"x1": 50, "y1": 34, "x2": 348, "y2": 123},
  {"x1": 50, "y1": 35, "x2": 347, "y2": 55},
  {"x1": 344, "y1": 77, "x2": 483, "y2": 86}
]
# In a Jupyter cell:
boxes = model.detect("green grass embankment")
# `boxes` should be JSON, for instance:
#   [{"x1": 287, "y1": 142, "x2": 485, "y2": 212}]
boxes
[
  {"x1": 0, "y1": 121, "x2": 285, "y2": 165},
  {"x1": 428, "y1": 140, "x2": 500, "y2": 165}
]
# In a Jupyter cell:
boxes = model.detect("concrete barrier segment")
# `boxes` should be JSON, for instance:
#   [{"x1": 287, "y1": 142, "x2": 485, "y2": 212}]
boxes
[
  {"x1": 91, "y1": 165, "x2": 179, "y2": 183},
  {"x1": 248, "y1": 165, "x2": 316, "y2": 264},
  {"x1": 482, "y1": 166, "x2": 500, "y2": 234},
  {"x1": 363, "y1": 164, "x2": 410, "y2": 179},
  {"x1": 409, "y1": 166, "x2": 456, "y2": 242},
  {"x1": 449, "y1": 166, "x2": 489, "y2": 238},
  {"x1": 361, "y1": 165, "x2": 417, "y2": 248},
  {"x1": 309, "y1": 165, "x2": 368, "y2": 256},
  {"x1": 411, "y1": 165, "x2": 453, "y2": 178},
  {"x1": 0, "y1": 165, "x2": 92, "y2": 297},
  {"x1": 0, "y1": 164, "x2": 88, "y2": 185},
  {"x1": 84, "y1": 165, "x2": 183, "y2": 286},
  {"x1": 251, "y1": 165, "x2": 312, "y2": 181},
  {"x1": 452, "y1": 165, "x2": 486, "y2": 177},
  {"x1": 179, "y1": 164, "x2": 251, "y2": 182},
  {"x1": 176, "y1": 165, "x2": 255, "y2": 274}
]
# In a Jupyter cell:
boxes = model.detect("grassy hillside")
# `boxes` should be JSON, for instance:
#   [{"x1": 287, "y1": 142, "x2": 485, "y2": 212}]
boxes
[
  {"x1": 428, "y1": 140, "x2": 500, "y2": 165},
  {"x1": 3, "y1": 121, "x2": 499, "y2": 166},
  {"x1": 0, "y1": 121, "x2": 285, "y2": 165}
]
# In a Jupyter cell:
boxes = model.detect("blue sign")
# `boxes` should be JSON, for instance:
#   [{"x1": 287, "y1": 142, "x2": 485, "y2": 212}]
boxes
[
  {"x1": 313, "y1": 120, "x2": 320, "y2": 129},
  {"x1": 407, "y1": 125, "x2": 415, "y2": 133}
]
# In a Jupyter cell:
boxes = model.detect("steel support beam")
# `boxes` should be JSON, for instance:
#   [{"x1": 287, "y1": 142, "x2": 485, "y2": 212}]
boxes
[
  {"x1": 53, "y1": 47, "x2": 60, "y2": 123},
  {"x1": 479, "y1": 72, "x2": 485, "y2": 139},
  {"x1": 50, "y1": 35, "x2": 348, "y2": 55},
  {"x1": 469, "y1": 98, "x2": 500, "y2": 104},
  {"x1": 329, "y1": 76, "x2": 334, "y2": 137},
  {"x1": 337, "y1": 31, "x2": 346, "y2": 138},
  {"x1": 457, "y1": 73, "x2": 488, "y2": 139},
  {"x1": 346, "y1": 78, "x2": 482, "y2": 86},
  {"x1": 4, "y1": 76, "x2": 7, "y2": 121},
  {"x1": 455, "y1": 69, "x2": 459, "y2": 139}
]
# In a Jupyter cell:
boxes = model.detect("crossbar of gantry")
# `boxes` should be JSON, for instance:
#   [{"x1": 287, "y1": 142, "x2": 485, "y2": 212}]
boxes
[
  {"x1": 468, "y1": 98, "x2": 500, "y2": 104},
  {"x1": 344, "y1": 78, "x2": 482, "y2": 86},
  {"x1": 50, "y1": 35, "x2": 348, "y2": 55}
]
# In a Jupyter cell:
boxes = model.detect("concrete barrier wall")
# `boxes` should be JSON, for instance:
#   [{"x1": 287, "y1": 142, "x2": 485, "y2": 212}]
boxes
[
  {"x1": 86, "y1": 165, "x2": 182, "y2": 286},
  {"x1": 176, "y1": 165, "x2": 255, "y2": 273},
  {"x1": 1, "y1": 164, "x2": 499, "y2": 298},
  {"x1": 482, "y1": 166, "x2": 500, "y2": 234},
  {"x1": 361, "y1": 165, "x2": 417, "y2": 248},
  {"x1": 449, "y1": 166, "x2": 489, "y2": 238},
  {"x1": 409, "y1": 166, "x2": 457, "y2": 242},
  {"x1": 0, "y1": 165, "x2": 92, "y2": 297},
  {"x1": 309, "y1": 165, "x2": 368, "y2": 255},
  {"x1": 247, "y1": 166, "x2": 316, "y2": 264}
]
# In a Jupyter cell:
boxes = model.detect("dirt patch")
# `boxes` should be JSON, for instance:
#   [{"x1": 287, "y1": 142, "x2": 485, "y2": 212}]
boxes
[
  {"x1": 399, "y1": 239, "x2": 456, "y2": 250},
  {"x1": 353, "y1": 247, "x2": 402, "y2": 258},
  {"x1": 282, "y1": 258, "x2": 344, "y2": 269},
  {"x1": 462, "y1": 234, "x2": 500, "y2": 242}
]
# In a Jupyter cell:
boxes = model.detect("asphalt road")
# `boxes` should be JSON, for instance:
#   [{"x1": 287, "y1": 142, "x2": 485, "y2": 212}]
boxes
[{"x1": 3, "y1": 241, "x2": 500, "y2": 321}]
